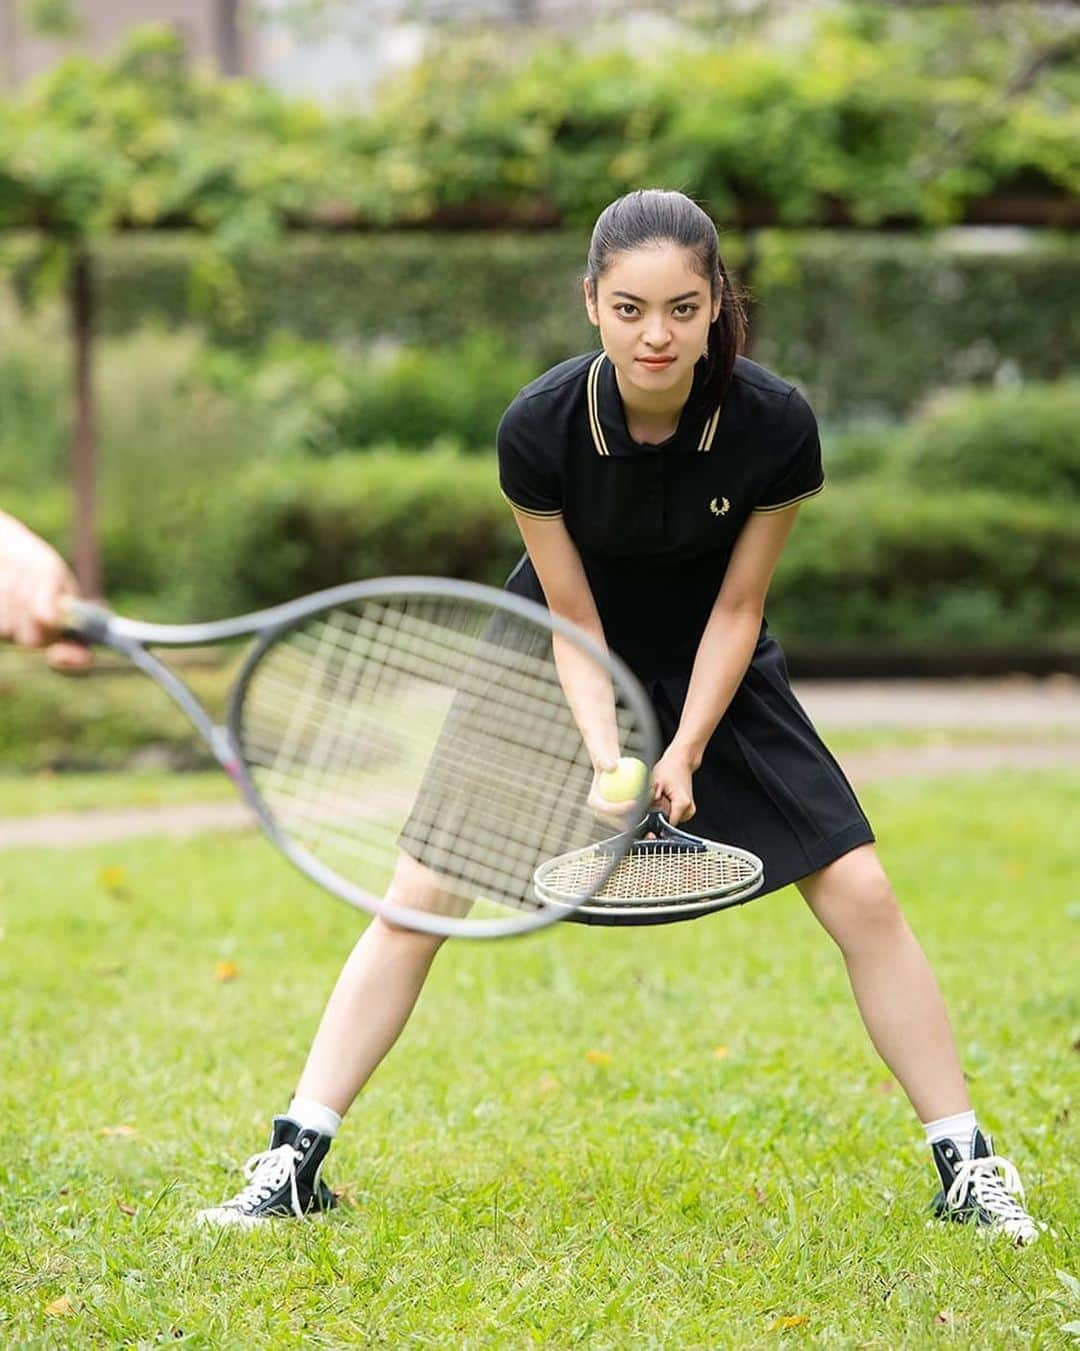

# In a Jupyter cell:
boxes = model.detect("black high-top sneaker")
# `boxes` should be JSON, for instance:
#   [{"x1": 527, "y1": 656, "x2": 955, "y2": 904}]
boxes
[
  {"x1": 197, "y1": 1116, "x2": 337, "y2": 1228},
  {"x1": 931, "y1": 1127, "x2": 1039, "y2": 1246}
]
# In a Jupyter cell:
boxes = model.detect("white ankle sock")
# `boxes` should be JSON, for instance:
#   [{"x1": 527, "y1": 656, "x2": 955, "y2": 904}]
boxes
[
  {"x1": 923, "y1": 1109, "x2": 978, "y2": 1159},
  {"x1": 287, "y1": 1097, "x2": 342, "y2": 1138}
]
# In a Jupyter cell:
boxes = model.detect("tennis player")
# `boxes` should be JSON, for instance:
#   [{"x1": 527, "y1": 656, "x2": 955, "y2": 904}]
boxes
[
  {"x1": 0, "y1": 509, "x2": 90, "y2": 669},
  {"x1": 198, "y1": 190, "x2": 1040, "y2": 1244}
]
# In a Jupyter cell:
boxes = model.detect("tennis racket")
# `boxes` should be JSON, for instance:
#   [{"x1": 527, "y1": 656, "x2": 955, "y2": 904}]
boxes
[
  {"x1": 61, "y1": 578, "x2": 660, "y2": 939},
  {"x1": 533, "y1": 810, "x2": 763, "y2": 926}
]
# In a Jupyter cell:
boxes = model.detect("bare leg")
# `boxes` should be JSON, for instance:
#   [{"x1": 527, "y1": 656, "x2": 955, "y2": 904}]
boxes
[
  {"x1": 293, "y1": 853, "x2": 449, "y2": 1117},
  {"x1": 797, "y1": 844, "x2": 970, "y2": 1123}
]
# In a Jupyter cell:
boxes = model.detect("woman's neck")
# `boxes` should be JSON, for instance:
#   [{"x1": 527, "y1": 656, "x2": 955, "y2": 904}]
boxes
[{"x1": 614, "y1": 363, "x2": 695, "y2": 443}]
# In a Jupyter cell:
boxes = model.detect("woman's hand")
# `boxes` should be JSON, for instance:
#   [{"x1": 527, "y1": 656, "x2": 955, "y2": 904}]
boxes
[
  {"x1": 651, "y1": 744, "x2": 699, "y2": 826},
  {"x1": 586, "y1": 754, "x2": 644, "y2": 830},
  {"x1": 0, "y1": 515, "x2": 91, "y2": 670}
]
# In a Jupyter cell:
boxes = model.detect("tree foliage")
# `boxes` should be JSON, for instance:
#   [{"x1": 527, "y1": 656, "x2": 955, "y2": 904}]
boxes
[{"x1": 0, "y1": 8, "x2": 1076, "y2": 254}]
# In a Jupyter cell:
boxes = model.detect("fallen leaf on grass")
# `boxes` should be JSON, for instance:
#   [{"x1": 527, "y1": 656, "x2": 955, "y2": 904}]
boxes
[
  {"x1": 97, "y1": 865, "x2": 129, "y2": 896},
  {"x1": 769, "y1": 1314, "x2": 809, "y2": 1330},
  {"x1": 116, "y1": 1200, "x2": 137, "y2": 1216},
  {"x1": 935, "y1": 1309, "x2": 956, "y2": 1325},
  {"x1": 585, "y1": 1049, "x2": 612, "y2": 1065},
  {"x1": 213, "y1": 960, "x2": 239, "y2": 982},
  {"x1": 99, "y1": 1124, "x2": 138, "y2": 1139},
  {"x1": 712, "y1": 1046, "x2": 730, "y2": 1060},
  {"x1": 45, "y1": 1295, "x2": 75, "y2": 1317}
]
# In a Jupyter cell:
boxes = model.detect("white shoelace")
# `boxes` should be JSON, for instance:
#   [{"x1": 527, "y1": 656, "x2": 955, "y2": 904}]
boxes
[
  {"x1": 945, "y1": 1154, "x2": 1036, "y2": 1240},
  {"x1": 222, "y1": 1143, "x2": 303, "y2": 1219}
]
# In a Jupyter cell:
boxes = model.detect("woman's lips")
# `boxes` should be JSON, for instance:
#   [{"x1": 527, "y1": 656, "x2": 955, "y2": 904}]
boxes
[{"x1": 637, "y1": 357, "x2": 675, "y2": 368}]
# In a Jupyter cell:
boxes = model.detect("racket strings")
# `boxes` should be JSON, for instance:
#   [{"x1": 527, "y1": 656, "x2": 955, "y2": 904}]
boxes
[
  {"x1": 538, "y1": 842, "x2": 760, "y2": 905},
  {"x1": 246, "y1": 612, "x2": 613, "y2": 769},
  {"x1": 237, "y1": 596, "x2": 650, "y2": 923}
]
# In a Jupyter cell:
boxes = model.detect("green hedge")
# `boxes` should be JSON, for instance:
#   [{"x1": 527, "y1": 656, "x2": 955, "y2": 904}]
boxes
[
  {"x1": 0, "y1": 652, "x2": 229, "y2": 771},
  {"x1": 195, "y1": 332, "x2": 537, "y2": 456},
  {"x1": 193, "y1": 450, "x2": 522, "y2": 615},
  {"x1": 11, "y1": 229, "x2": 1075, "y2": 422},
  {"x1": 771, "y1": 487, "x2": 1079, "y2": 645},
  {"x1": 749, "y1": 232, "x2": 1080, "y2": 421},
  {"x1": 889, "y1": 382, "x2": 1080, "y2": 500}
]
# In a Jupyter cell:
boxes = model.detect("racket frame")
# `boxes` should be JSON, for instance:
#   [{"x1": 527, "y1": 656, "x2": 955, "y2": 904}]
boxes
[{"x1": 64, "y1": 578, "x2": 660, "y2": 938}]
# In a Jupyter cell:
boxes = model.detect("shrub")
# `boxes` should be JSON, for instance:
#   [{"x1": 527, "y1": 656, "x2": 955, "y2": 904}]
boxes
[
  {"x1": 195, "y1": 331, "x2": 539, "y2": 456},
  {"x1": 184, "y1": 447, "x2": 522, "y2": 617},
  {"x1": 769, "y1": 486, "x2": 1079, "y2": 644},
  {"x1": 890, "y1": 381, "x2": 1080, "y2": 500}
]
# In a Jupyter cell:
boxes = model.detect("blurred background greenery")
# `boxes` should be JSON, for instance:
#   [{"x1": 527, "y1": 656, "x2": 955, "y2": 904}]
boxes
[{"x1": 1, "y1": 1, "x2": 1078, "y2": 768}]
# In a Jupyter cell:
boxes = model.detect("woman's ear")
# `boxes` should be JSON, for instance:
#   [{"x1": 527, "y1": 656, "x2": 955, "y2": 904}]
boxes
[
  {"x1": 711, "y1": 280, "x2": 723, "y2": 324},
  {"x1": 583, "y1": 277, "x2": 600, "y2": 327}
]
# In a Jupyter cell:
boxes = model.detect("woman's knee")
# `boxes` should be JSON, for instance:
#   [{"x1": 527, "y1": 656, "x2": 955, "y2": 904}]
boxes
[{"x1": 798, "y1": 847, "x2": 907, "y2": 951}]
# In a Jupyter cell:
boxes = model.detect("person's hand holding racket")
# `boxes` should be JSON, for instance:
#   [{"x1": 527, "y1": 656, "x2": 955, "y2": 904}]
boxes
[
  {"x1": 0, "y1": 511, "x2": 91, "y2": 670},
  {"x1": 650, "y1": 743, "x2": 698, "y2": 826}
]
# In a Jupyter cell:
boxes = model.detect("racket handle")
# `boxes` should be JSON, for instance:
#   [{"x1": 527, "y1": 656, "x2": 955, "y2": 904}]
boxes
[{"x1": 58, "y1": 596, "x2": 113, "y2": 644}]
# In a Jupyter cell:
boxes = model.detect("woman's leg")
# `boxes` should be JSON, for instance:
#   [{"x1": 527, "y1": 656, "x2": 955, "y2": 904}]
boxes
[
  {"x1": 197, "y1": 853, "x2": 450, "y2": 1226},
  {"x1": 796, "y1": 843, "x2": 969, "y2": 1123},
  {"x1": 293, "y1": 855, "x2": 449, "y2": 1116},
  {"x1": 798, "y1": 843, "x2": 1041, "y2": 1243}
]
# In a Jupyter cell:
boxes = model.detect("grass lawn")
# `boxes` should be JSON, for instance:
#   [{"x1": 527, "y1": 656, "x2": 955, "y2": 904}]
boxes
[
  {"x1": 0, "y1": 770, "x2": 1077, "y2": 1347},
  {"x1": 0, "y1": 772, "x2": 232, "y2": 819}
]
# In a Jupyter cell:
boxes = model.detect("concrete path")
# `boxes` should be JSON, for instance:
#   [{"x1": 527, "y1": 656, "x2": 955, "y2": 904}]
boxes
[
  {"x1": 1, "y1": 678, "x2": 1076, "y2": 851},
  {"x1": 793, "y1": 675, "x2": 1080, "y2": 731}
]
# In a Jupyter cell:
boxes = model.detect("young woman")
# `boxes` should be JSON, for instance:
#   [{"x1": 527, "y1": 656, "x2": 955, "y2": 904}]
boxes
[{"x1": 197, "y1": 190, "x2": 1040, "y2": 1245}]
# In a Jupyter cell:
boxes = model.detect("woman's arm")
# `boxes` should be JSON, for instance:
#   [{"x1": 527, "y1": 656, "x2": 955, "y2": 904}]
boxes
[
  {"x1": 657, "y1": 506, "x2": 801, "y2": 822},
  {"x1": 508, "y1": 508, "x2": 625, "y2": 781}
]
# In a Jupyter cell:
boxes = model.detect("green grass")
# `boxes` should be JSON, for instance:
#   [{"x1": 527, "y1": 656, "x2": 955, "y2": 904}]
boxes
[
  {"x1": 0, "y1": 771, "x2": 1077, "y2": 1347},
  {"x1": 0, "y1": 772, "x2": 231, "y2": 818},
  {"x1": 820, "y1": 725, "x2": 1079, "y2": 755}
]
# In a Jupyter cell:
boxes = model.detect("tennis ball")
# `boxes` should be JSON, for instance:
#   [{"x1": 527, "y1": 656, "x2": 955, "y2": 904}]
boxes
[{"x1": 598, "y1": 756, "x2": 648, "y2": 803}]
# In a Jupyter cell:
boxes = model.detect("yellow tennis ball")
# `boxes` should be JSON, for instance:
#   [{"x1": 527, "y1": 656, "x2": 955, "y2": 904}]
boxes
[{"x1": 598, "y1": 756, "x2": 648, "y2": 803}]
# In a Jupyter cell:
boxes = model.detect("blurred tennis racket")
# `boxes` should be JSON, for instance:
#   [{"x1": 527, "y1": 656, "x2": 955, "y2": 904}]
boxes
[
  {"x1": 62, "y1": 578, "x2": 659, "y2": 939},
  {"x1": 534, "y1": 810, "x2": 763, "y2": 926}
]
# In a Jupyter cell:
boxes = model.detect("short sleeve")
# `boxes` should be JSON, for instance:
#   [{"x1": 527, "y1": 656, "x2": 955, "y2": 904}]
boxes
[
  {"x1": 753, "y1": 388, "x2": 825, "y2": 514},
  {"x1": 497, "y1": 396, "x2": 563, "y2": 520}
]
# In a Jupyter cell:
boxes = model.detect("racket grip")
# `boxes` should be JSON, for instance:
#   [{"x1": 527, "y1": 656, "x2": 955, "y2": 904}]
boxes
[{"x1": 58, "y1": 596, "x2": 112, "y2": 644}]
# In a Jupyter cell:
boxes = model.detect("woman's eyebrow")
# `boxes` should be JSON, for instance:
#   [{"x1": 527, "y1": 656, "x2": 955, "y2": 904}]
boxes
[{"x1": 611, "y1": 290, "x2": 703, "y2": 304}]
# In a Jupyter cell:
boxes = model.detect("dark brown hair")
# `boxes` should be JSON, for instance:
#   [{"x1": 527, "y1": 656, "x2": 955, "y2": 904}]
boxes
[{"x1": 585, "y1": 189, "x2": 747, "y2": 405}]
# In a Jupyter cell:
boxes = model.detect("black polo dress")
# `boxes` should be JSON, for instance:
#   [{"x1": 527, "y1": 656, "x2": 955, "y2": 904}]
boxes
[{"x1": 497, "y1": 350, "x2": 874, "y2": 899}]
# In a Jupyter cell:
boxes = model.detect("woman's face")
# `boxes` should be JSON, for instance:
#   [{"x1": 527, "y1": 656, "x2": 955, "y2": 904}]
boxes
[{"x1": 584, "y1": 244, "x2": 721, "y2": 399}]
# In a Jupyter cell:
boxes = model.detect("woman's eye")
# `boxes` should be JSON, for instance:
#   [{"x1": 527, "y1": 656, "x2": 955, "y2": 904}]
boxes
[
  {"x1": 673, "y1": 304, "x2": 699, "y2": 317},
  {"x1": 614, "y1": 304, "x2": 639, "y2": 317}
]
